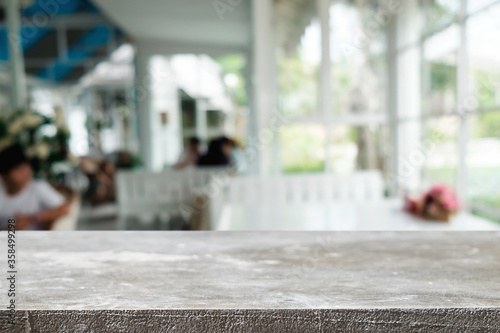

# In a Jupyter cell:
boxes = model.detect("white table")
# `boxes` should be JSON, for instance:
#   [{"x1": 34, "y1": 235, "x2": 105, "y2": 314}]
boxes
[{"x1": 216, "y1": 199, "x2": 500, "y2": 230}]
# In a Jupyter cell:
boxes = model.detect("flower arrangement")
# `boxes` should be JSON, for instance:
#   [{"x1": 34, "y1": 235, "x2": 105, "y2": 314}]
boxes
[
  {"x1": 0, "y1": 108, "x2": 72, "y2": 180},
  {"x1": 404, "y1": 184, "x2": 460, "y2": 222}
]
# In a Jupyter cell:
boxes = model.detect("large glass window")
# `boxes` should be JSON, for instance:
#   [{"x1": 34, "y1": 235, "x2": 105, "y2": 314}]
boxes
[
  {"x1": 467, "y1": 4, "x2": 500, "y2": 109},
  {"x1": 275, "y1": 0, "x2": 320, "y2": 118},
  {"x1": 423, "y1": 25, "x2": 459, "y2": 115},
  {"x1": 468, "y1": 0, "x2": 499, "y2": 14},
  {"x1": 422, "y1": 116, "x2": 459, "y2": 187},
  {"x1": 330, "y1": 1, "x2": 386, "y2": 115},
  {"x1": 280, "y1": 124, "x2": 326, "y2": 173},
  {"x1": 274, "y1": 0, "x2": 388, "y2": 179},
  {"x1": 395, "y1": 0, "x2": 500, "y2": 222},
  {"x1": 467, "y1": 112, "x2": 500, "y2": 211},
  {"x1": 424, "y1": 0, "x2": 459, "y2": 34},
  {"x1": 327, "y1": 125, "x2": 389, "y2": 175}
]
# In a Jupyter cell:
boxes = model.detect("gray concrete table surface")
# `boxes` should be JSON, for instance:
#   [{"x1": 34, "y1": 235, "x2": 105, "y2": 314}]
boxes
[{"x1": 1, "y1": 231, "x2": 500, "y2": 332}]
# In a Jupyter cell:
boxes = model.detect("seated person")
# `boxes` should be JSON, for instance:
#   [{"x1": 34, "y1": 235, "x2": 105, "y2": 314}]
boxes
[
  {"x1": 79, "y1": 157, "x2": 116, "y2": 206},
  {"x1": 116, "y1": 150, "x2": 133, "y2": 169},
  {"x1": 175, "y1": 137, "x2": 201, "y2": 169},
  {"x1": 0, "y1": 144, "x2": 70, "y2": 230},
  {"x1": 197, "y1": 136, "x2": 235, "y2": 167}
]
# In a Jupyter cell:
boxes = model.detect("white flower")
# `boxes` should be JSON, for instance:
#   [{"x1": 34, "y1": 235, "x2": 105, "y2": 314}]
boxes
[
  {"x1": 0, "y1": 138, "x2": 13, "y2": 152},
  {"x1": 23, "y1": 113, "x2": 43, "y2": 129},
  {"x1": 8, "y1": 118, "x2": 24, "y2": 135},
  {"x1": 9, "y1": 118, "x2": 24, "y2": 135},
  {"x1": 57, "y1": 126, "x2": 69, "y2": 134},
  {"x1": 68, "y1": 153, "x2": 79, "y2": 164},
  {"x1": 54, "y1": 107, "x2": 66, "y2": 127},
  {"x1": 35, "y1": 142, "x2": 50, "y2": 160},
  {"x1": 25, "y1": 145, "x2": 36, "y2": 158}
]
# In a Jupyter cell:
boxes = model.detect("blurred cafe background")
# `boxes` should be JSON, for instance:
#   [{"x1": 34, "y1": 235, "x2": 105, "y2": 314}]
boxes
[{"x1": 0, "y1": 0, "x2": 499, "y2": 231}]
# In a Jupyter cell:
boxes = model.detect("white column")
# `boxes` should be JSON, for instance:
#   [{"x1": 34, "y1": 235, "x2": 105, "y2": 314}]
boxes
[
  {"x1": 6, "y1": 0, "x2": 27, "y2": 110},
  {"x1": 195, "y1": 99, "x2": 208, "y2": 141},
  {"x1": 387, "y1": 14, "x2": 398, "y2": 195},
  {"x1": 135, "y1": 46, "x2": 153, "y2": 170},
  {"x1": 251, "y1": 0, "x2": 275, "y2": 176},
  {"x1": 456, "y1": 0, "x2": 468, "y2": 204},
  {"x1": 394, "y1": 0, "x2": 422, "y2": 193},
  {"x1": 243, "y1": 49, "x2": 257, "y2": 174},
  {"x1": 317, "y1": 0, "x2": 332, "y2": 172}
]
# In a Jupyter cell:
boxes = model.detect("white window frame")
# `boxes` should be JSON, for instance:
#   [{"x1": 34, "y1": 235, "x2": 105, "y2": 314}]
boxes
[
  {"x1": 394, "y1": 0, "x2": 500, "y2": 218},
  {"x1": 274, "y1": 0, "x2": 389, "y2": 175}
]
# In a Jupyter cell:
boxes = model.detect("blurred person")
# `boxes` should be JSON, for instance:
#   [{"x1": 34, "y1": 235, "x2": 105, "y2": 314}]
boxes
[
  {"x1": 94, "y1": 159, "x2": 116, "y2": 205},
  {"x1": 175, "y1": 137, "x2": 201, "y2": 169},
  {"x1": 116, "y1": 150, "x2": 133, "y2": 169},
  {"x1": 230, "y1": 139, "x2": 247, "y2": 172},
  {"x1": 79, "y1": 157, "x2": 116, "y2": 206},
  {"x1": 0, "y1": 144, "x2": 70, "y2": 230},
  {"x1": 197, "y1": 136, "x2": 235, "y2": 167}
]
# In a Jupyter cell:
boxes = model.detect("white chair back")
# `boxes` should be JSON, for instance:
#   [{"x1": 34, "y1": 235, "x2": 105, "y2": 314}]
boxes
[{"x1": 116, "y1": 167, "x2": 233, "y2": 229}]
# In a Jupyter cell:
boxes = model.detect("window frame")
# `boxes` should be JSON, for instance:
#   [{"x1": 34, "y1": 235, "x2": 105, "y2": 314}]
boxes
[{"x1": 393, "y1": 0, "x2": 500, "y2": 218}]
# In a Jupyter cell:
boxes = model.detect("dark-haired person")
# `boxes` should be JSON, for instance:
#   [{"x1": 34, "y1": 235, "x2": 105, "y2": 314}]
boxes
[
  {"x1": 0, "y1": 144, "x2": 70, "y2": 230},
  {"x1": 175, "y1": 136, "x2": 201, "y2": 169},
  {"x1": 197, "y1": 136, "x2": 235, "y2": 167}
]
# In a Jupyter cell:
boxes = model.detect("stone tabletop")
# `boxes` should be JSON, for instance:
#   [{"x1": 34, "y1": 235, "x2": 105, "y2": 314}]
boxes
[{"x1": 1, "y1": 231, "x2": 500, "y2": 332}]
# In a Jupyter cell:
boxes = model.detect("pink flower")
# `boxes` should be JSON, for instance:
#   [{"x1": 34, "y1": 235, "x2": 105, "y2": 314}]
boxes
[{"x1": 424, "y1": 184, "x2": 460, "y2": 211}]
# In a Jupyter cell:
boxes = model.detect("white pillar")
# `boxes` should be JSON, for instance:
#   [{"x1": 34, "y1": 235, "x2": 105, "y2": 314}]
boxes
[
  {"x1": 135, "y1": 46, "x2": 153, "y2": 170},
  {"x1": 456, "y1": 0, "x2": 468, "y2": 204},
  {"x1": 251, "y1": 0, "x2": 276, "y2": 176},
  {"x1": 387, "y1": 15, "x2": 398, "y2": 195},
  {"x1": 317, "y1": 0, "x2": 332, "y2": 172},
  {"x1": 243, "y1": 50, "x2": 258, "y2": 174},
  {"x1": 6, "y1": 0, "x2": 27, "y2": 110},
  {"x1": 196, "y1": 99, "x2": 208, "y2": 141},
  {"x1": 395, "y1": 0, "x2": 422, "y2": 193}
]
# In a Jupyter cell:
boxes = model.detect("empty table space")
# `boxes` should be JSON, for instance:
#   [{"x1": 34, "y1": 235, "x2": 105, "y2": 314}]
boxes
[{"x1": 216, "y1": 199, "x2": 500, "y2": 230}]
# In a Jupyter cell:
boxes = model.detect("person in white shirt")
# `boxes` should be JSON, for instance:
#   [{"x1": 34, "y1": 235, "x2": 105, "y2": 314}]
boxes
[
  {"x1": 174, "y1": 137, "x2": 201, "y2": 169},
  {"x1": 0, "y1": 144, "x2": 69, "y2": 230}
]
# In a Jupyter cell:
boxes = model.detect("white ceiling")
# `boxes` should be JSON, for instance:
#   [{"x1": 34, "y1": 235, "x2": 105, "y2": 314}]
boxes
[{"x1": 92, "y1": 0, "x2": 252, "y2": 47}]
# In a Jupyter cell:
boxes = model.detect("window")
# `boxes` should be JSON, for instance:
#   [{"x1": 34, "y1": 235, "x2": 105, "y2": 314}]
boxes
[
  {"x1": 275, "y1": 0, "x2": 320, "y2": 118},
  {"x1": 422, "y1": 25, "x2": 459, "y2": 115},
  {"x1": 467, "y1": 112, "x2": 500, "y2": 212},
  {"x1": 330, "y1": 2, "x2": 386, "y2": 115},
  {"x1": 467, "y1": 4, "x2": 500, "y2": 109},
  {"x1": 327, "y1": 125, "x2": 389, "y2": 175},
  {"x1": 280, "y1": 124, "x2": 326, "y2": 173},
  {"x1": 468, "y1": 0, "x2": 499, "y2": 14},
  {"x1": 395, "y1": 0, "x2": 500, "y2": 222},
  {"x1": 422, "y1": 116, "x2": 459, "y2": 187},
  {"x1": 424, "y1": 0, "x2": 459, "y2": 34}
]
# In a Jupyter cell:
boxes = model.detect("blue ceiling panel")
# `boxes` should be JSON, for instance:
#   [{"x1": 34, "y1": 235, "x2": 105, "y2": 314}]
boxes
[
  {"x1": 22, "y1": 0, "x2": 98, "y2": 16},
  {"x1": 38, "y1": 25, "x2": 111, "y2": 81},
  {"x1": 1, "y1": 0, "x2": 122, "y2": 82}
]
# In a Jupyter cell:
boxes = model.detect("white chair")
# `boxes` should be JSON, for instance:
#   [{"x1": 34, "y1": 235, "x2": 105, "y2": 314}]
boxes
[{"x1": 116, "y1": 167, "x2": 234, "y2": 229}]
